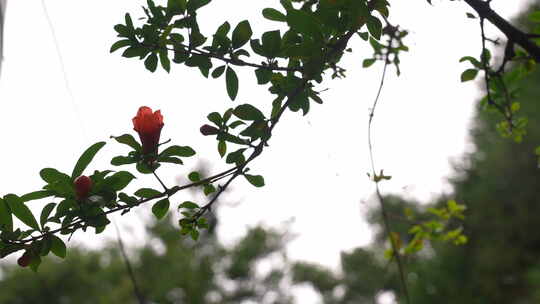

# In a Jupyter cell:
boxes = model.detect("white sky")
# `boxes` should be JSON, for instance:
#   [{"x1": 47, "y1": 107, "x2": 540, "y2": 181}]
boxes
[{"x1": 0, "y1": 0, "x2": 531, "y2": 275}]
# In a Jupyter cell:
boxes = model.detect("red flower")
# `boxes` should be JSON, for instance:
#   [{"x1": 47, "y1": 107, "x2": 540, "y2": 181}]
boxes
[
  {"x1": 132, "y1": 106, "x2": 164, "y2": 155},
  {"x1": 17, "y1": 251, "x2": 31, "y2": 268},
  {"x1": 74, "y1": 175, "x2": 92, "y2": 199}
]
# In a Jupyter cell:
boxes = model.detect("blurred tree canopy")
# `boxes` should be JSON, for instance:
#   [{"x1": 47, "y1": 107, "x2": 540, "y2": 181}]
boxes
[
  {"x1": 292, "y1": 2, "x2": 540, "y2": 303},
  {"x1": 0, "y1": 214, "x2": 294, "y2": 304}
]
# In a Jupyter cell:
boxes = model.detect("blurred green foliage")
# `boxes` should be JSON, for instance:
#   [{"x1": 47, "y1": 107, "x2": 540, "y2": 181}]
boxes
[{"x1": 0, "y1": 215, "x2": 293, "y2": 304}]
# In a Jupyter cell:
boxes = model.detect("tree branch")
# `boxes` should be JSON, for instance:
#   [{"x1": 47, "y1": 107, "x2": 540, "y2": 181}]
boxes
[{"x1": 464, "y1": 0, "x2": 540, "y2": 62}]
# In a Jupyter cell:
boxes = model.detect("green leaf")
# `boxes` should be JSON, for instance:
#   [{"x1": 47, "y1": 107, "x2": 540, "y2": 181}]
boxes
[
  {"x1": 0, "y1": 199, "x2": 13, "y2": 232},
  {"x1": 114, "y1": 24, "x2": 130, "y2": 37},
  {"x1": 255, "y1": 68, "x2": 272, "y2": 84},
  {"x1": 40, "y1": 203, "x2": 56, "y2": 228},
  {"x1": 226, "y1": 66, "x2": 239, "y2": 101},
  {"x1": 179, "y1": 201, "x2": 199, "y2": 209},
  {"x1": 179, "y1": 218, "x2": 193, "y2": 230},
  {"x1": 528, "y1": 11, "x2": 540, "y2": 22},
  {"x1": 280, "y1": 0, "x2": 293, "y2": 10},
  {"x1": 125, "y1": 12, "x2": 134, "y2": 30},
  {"x1": 211, "y1": 65, "x2": 226, "y2": 78},
  {"x1": 4, "y1": 194, "x2": 40, "y2": 230},
  {"x1": 286, "y1": 9, "x2": 322, "y2": 39},
  {"x1": 159, "y1": 50, "x2": 171, "y2": 73},
  {"x1": 226, "y1": 148, "x2": 246, "y2": 164},
  {"x1": 197, "y1": 217, "x2": 209, "y2": 229},
  {"x1": 357, "y1": 31, "x2": 369, "y2": 41},
  {"x1": 207, "y1": 112, "x2": 223, "y2": 126},
  {"x1": 481, "y1": 48, "x2": 491, "y2": 64},
  {"x1": 105, "y1": 171, "x2": 136, "y2": 191},
  {"x1": 187, "y1": 0, "x2": 210, "y2": 13},
  {"x1": 189, "y1": 30, "x2": 207, "y2": 48},
  {"x1": 190, "y1": 229, "x2": 200, "y2": 241},
  {"x1": 262, "y1": 30, "x2": 281, "y2": 58},
  {"x1": 95, "y1": 225, "x2": 106, "y2": 234},
  {"x1": 40, "y1": 237, "x2": 52, "y2": 256},
  {"x1": 50, "y1": 235, "x2": 66, "y2": 258},
  {"x1": 71, "y1": 142, "x2": 106, "y2": 179},
  {"x1": 158, "y1": 156, "x2": 184, "y2": 164},
  {"x1": 111, "y1": 134, "x2": 141, "y2": 151},
  {"x1": 167, "y1": 0, "x2": 187, "y2": 15},
  {"x1": 160, "y1": 145, "x2": 196, "y2": 158},
  {"x1": 111, "y1": 156, "x2": 137, "y2": 166},
  {"x1": 54, "y1": 199, "x2": 76, "y2": 218},
  {"x1": 459, "y1": 56, "x2": 482, "y2": 68},
  {"x1": 461, "y1": 69, "x2": 479, "y2": 82},
  {"x1": 215, "y1": 21, "x2": 231, "y2": 38},
  {"x1": 110, "y1": 40, "x2": 131, "y2": 53},
  {"x1": 203, "y1": 184, "x2": 216, "y2": 195},
  {"x1": 20, "y1": 191, "x2": 54, "y2": 203},
  {"x1": 218, "y1": 140, "x2": 227, "y2": 157},
  {"x1": 232, "y1": 20, "x2": 253, "y2": 49},
  {"x1": 366, "y1": 15, "x2": 382, "y2": 40},
  {"x1": 262, "y1": 8, "x2": 286, "y2": 22},
  {"x1": 535, "y1": 146, "x2": 540, "y2": 156},
  {"x1": 223, "y1": 108, "x2": 233, "y2": 122},
  {"x1": 466, "y1": 12, "x2": 476, "y2": 19},
  {"x1": 250, "y1": 39, "x2": 265, "y2": 56},
  {"x1": 219, "y1": 133, "x2": 247, "y2": 145},
  {"x1": 145, "y1": 53, "x2": 159, "y2": 72},
  {"x1": 0, "y1": 244, "x2": 24, "y2": 258},
  {"x1": 40, "y1": 168, "x2": 70, "y2": 185},
  {"x1": 188, "y1": 172, "x2": 201, "y2": 182},
  {"x1": 233, "y1": 104, "x2": 265, "y2": 121},
  {"x1": 134, "y1": 188, "x2": 162, "y2": 198},
  {"x1": 30, "y1": 255, "x2": 42, "y2": 272},
  {"x1": 362, "y1": 58, "x2": 376, "y2": 68},
  {"x1": 119, "y1": 193, "x2": 138, "y2": 205},
  {"x1": 244, "y1": 174, "x2": 265, "y2": 187},
  {"x1": 152, "y1": 199, "x2": 170, "y2": 220},
  {"x1": 121, "y1": 46, "x2": 144, "y2": 58}
]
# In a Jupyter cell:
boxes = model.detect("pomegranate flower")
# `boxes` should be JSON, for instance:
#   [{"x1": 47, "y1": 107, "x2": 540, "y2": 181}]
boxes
[
  {"x1": 132, "y1": 106, "x2": 164, "y2": 155},
  {"x1": 74, "y1": 175, "x2": 92, "y2": 200}
]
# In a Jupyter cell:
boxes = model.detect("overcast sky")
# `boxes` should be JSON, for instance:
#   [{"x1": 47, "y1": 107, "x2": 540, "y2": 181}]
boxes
[{"x1": 0, "y1": 0, "x2": 531, "y2": 282}]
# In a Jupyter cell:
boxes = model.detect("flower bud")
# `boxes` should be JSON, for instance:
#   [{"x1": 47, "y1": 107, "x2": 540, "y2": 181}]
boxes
[
  {"x1": 17, "y1": 251, "x2": 31, "y2": 268},
  {"x1": 74, "y1": 175, "x2": 92, "y2": 199},
  {"x1": 132, "y1": 106, "x2": 164, "y2": 155},
  {"x1": 200, "y1": 124, "x2": 219, "y2": 136}
]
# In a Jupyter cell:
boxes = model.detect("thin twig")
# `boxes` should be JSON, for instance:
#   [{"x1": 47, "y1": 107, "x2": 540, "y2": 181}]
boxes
[
  {"x1": 367, "y1": 50, "x2": 411, "y2": 304},
  {"x1": 479, "y1": 16, "x2": 514, "y2": 128},
  {"x1": 114, "y1": 222, "x2": 146, "y2": 304},
  {"x1": 152, "y1": 169, "x2": 169, "y2": 192},
  {"x1": 143, "y1": 42, "x2": 300, "y2": 72}
]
